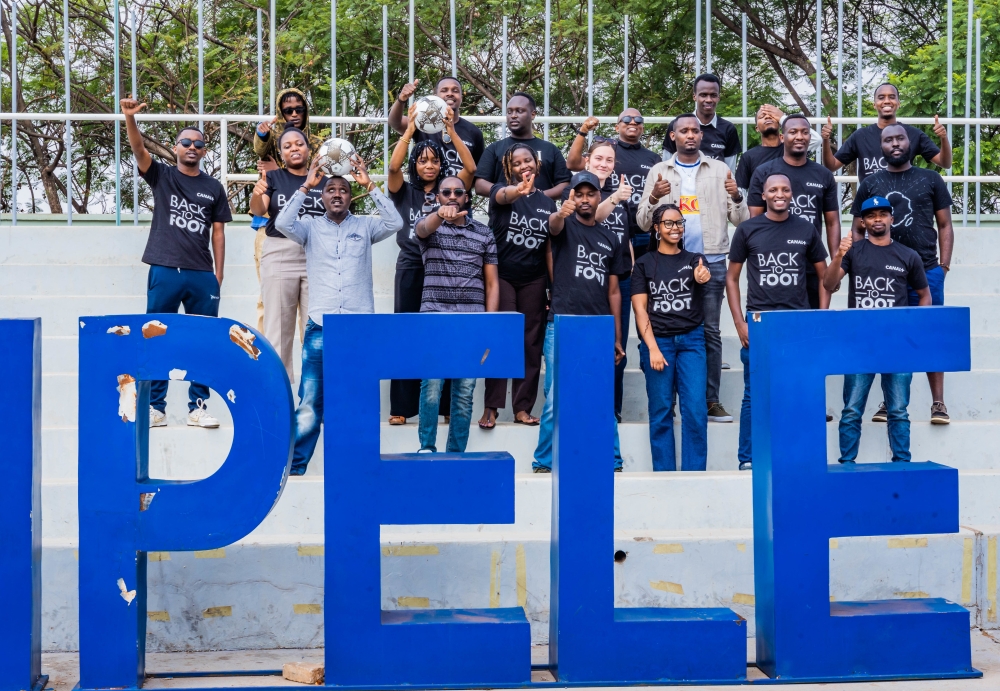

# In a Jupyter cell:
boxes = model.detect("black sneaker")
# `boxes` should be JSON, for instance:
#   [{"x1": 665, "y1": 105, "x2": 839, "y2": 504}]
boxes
[
  {"x1": 721, "y1": 362, "x2": 731, "y2": 370},
  {"x1": 931, "y1": 401, "x2": 950, "y2": 425},
  {"x1": 826, "y1": 414, "x2": 834, "y2": 422},
  {"x1": 838, "y1": 459, "x2": 856, "y2": 464},
  {"x1": 533, "y1": 466, "x2": 551, "y2": 473},
  {"x1": 871, "y1": 402, "x2": 888, "y2": 422},
  {"x1": 739, "y1": 461, "x2": 752, "y2": 471},
  {"x1": 707, "y1": 402, "x2": 734, "y2": 422}
]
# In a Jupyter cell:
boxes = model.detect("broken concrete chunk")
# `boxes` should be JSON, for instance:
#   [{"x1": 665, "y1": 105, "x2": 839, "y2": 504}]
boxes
[
  {"x1": 116, "y1": 374, "x2": 137, "y2": 423},
  {"x1": 139, "y1": 492, "x2": 156, "y2": 512},
  {"x1": 117, "y1": 578, "x2": 136, "y2": 606},
  {"x1": 107, "y1": 325, "x2": 131, "y2": 336},
  {"x1": 227, "y1": 389, "x2": 236, "y2": 403},
  {"x1": 229, "y1": 324, "x2": 261, "y2": 360},
  {"x1": 142, "y1": 320, "x2": 168, "y2": 338},
  {"x1": 282, "y1": 662, "x2": 324, "y2": 685}
]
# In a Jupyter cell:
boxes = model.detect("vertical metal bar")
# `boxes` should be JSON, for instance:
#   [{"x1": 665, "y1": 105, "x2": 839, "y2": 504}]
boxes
[
  {"x1": 382, "y1": 6, "x2": 388, "y2": 174},
  {"x1": 963, "y1": 0, "x2": 972, "y2": 226},
  {"x1": 976, "y1": 18, "x2": 981, "y2": 226},
  {"x1": 221, "y1": 118, "x2": 228, "y2": 195},
  {"x1": 269, "y1": 0, "x2": 275, "y2": 115},
  {"x1": 450, "y1": 0, "x2": 457, "y2": 77},
  {"x1": 695, "y1": 0, "x2": 701, "y2": 77},
  {"x1": 257, "y1": 10, "x2": 263, "y2": 116},
  {"x1": 342, "y1": 93, "x2": 347, "y2": 139},
  {"x1": 815, "y1": 0, "x2": 822, "y2": 124},
  {"x1": 947, "y1": 0, "x2": 953, "y2": 182},
  {"x1": 623, "y1": 15, "x2": 629, "y2": 109},
  {"x1": 198, "y1": 0, "x2": 204, "y2": 133},
  {"x1": 114, "y1": 0, "x2": 121, "y2": 226},
  {"x1": 706, "y1": 0, "x2": 711, "y2": 73},
  {"x1": 741, "y1": 13, "x2": 747, "y2": 152},
  {"x1": 543, "y1": 0, "x2": 551, "y2": 140},
  {"x1": 331, "y1": 0, "x2": 336, "y2": 116},
  {"x1": 856, "y1": 17, "x2": 862, "y2": 121},
  {"x1": 10, "y1": 0, "x2": 16, "y2": 225},
  {"x1": 502, "y1": 16, "x2": 508, "y2": 140},
  {"x1": 408, "y1": 0, "x2": 414, "y2": 104},
  {"x1": 587, "y1": 0, "x2": 593, "y2": 121},
  {"x1": 837, "y1": 0, "x2": 843, "y2": 149},
  {"x1": 63, "y1": 0, "x2": 72, "y2": 224},
  {"x1": 131, "y1": 8, "x2": 138, "y2": 225}
]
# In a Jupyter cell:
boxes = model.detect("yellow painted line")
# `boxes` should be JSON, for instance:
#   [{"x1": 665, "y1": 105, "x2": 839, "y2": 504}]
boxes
[
  {"x1": 202, "y1": 606, "x2": 232, "y2": 618},
  {"x1": 148, "y1": 552, "x2": 170, "y2": 562},
  {"x1": 989, "y1": 537, "x2": 997, "y2": 623},
  {"x1": 650, "y1": 581, "x2": 684, "y2": 595},
  {"x1": 382, "y1": 545, "x2": 439, "y2": 557},
  {"x1": 398, "y1": 597, "x2": 430, "y2": 608},
  {"x1": 515, "y1": 544, "x2": 527, "y2": 608},
  {"x1": 962, "y1": 538, "x2": 974, "y2": 604},
  {"x1": 194, "y1": 549, "x2": 226, "y2": 559},
  {"x1": 489, "y1": 550, "x2": 501, "y2": 608},
  {"x1": 298, "y1": 546, "x2": 324, "y2": 557},
  {"x1": 736, "y1": 543, "x2": 746, "y2": 553},
  {"x1": 829, "y1": 539, "x2": 839, "y2": 549},
  {"x1": 653, "y1": 543, "x2": 684, "y2": 554},
  {"x1": 147, "y1": 611, "x2": 170, "y2": 622},
  {"x1": 293, "y1": 604, "x2": 322, "y2": 615},
  {"x1": 888, "y1": 538, "x2": 927, "y2": 549},
  {"x1": 732, "y1": 593, "x2": 755, "y2": 606},
  {"x1": 894, "y1": 591, "x2": 931, "y2": 599},
  {"x1": 73, "y1": 550, "x2": 79, "y2": 561}
]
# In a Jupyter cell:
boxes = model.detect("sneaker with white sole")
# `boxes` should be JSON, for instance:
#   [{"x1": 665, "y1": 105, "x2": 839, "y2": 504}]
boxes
[
  {"x1": 707, "y1": 402, "x2": 733, "y2": 422},
  {"x1": 187, "y1": 399, "x2": 220, "y2": 428},
  {"x1": 149, "y1": 406, "x2": 167, "y2": 428},
  {"x1": 930, "y1": 401, "x2": 950, "y2": 425},
  {"x1": 871, "y1": 402, "x2": 888, "y2": 423}
]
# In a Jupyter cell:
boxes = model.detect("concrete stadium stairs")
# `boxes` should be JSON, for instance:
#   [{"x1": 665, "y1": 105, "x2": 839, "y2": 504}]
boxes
[{"x1": 6, "y1": 218, "x2": 1000, "y2": 652}]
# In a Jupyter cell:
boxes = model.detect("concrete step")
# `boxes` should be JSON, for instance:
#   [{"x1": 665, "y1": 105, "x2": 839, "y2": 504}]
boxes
[{"x1": 0, "y1": 264, "x2": 258, "y2": 297}]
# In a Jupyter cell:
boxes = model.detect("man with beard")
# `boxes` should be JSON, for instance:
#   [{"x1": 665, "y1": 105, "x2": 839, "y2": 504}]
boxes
[
  {"x1": 824, "y1": 197, "x2": 930, "y2": 464},
  {"x1": 851, "y1": 124, "x2": 954, "y2": 424},
  {"x1": 747, "y1": 113, "x2": 840, "y2": 309},
  {"x1": 734, "y1": 104, "x2": 785, "y2": 196},
  {"x1": 389, "y1": 76, "x2": 486, "y2": 177},
  {"x1": 475, "y1": 93, "x2": 571, "y2": 199},
  {"x1": 663, "y1": 74, "x2": 741, "y2": 171},
  {"x1": 533, "y1": 172, "x2": 628, "y2": 472},
  {"x1": 822, "y1": 83, "x2": 952, "y2": 183}
]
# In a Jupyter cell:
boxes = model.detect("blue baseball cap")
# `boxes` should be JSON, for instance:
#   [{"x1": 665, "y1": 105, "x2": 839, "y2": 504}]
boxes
[
  {"x1": 568, "y1": 171, "x2": 601, "y2": 192},
  {"x1": 860, "y1": 196, "x2": 892, "y2": 216}
]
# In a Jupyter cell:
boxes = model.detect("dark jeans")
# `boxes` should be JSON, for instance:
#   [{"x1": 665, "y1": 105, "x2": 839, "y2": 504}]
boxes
[
  {"x1": 909, "y1": 265, "x2": 946, "y2": 306},
  {"x1": 614, "y1": 274, "x2": 632, "y2": 419},
  {"x1": 639, "y1": 327, "x2": 708, "y2": 471},
  {"x1": 703, "y1": 259, "x2": 727, "y2": 404},
  {"x1": 484, "y1": 275, "x2": 547, "y2": 415},
  {"x1": 806, "y1": 270, "x2": 820, "y2": 310},
  {"x1": 389, "y1": 264, "x2": 449, "y2": 418},
  {"x1": 738, "y1": 345, "x2": 752, "y2": 465},
  {"x1": 291, "y1": 319, "x2": 324, "y2": 474},
  {"x1": 840, "y1": 373, "x2": 913, "y2": 462},
  {"x1": 146, "y1": 264, "x2": 219, "y2": 412}
]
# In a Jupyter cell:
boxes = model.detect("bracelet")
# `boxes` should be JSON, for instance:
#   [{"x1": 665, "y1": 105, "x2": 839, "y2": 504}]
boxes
[
  {"x1": 366, "y1": 182, "x2": 376, "y2": 192},
  {"x1": 649, "y1": 195, "x2": 661, "y2": 205},
  {"x1": 299, "y1": 186, "x2": 310, "y2": 194}
]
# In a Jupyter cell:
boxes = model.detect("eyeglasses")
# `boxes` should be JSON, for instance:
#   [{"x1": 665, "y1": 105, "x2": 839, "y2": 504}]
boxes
[
  {"x1": 439, "y1": 188, "x2": 466, "y2": 198},
  {"x1": 281, "y1": 106, "x2": 306, "y2": 116},
  {"x1": 176, "y1": 138, "x2": 206, "y2": 149},
  {"x1": 618, "y1": 115, "x2": 644, "y2": 124},
  {"x1": 657, "y1": 219, "x2": 686, "y2": 229}
]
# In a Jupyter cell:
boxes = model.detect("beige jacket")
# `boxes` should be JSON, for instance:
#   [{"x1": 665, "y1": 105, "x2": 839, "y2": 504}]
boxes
[{"x1": 636, "y1": 154, "x2": 748, "y2": 256}]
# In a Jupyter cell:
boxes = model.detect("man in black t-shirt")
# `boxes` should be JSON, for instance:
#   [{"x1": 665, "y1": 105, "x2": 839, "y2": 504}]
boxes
[
  {"x1": 735, "y1": 105, "x2": 784, "y2": 195},
  {"x1": 748, "y1": 113, "x2": 841, "y2": 309},
  {"x1": 727, "y1": 173, "x2": 829, "y2": 470},
  {"x1": 850, "y1": 124, "x2": 955, "y2": 424},
  {"x1": 389, "y1": 76, "x2": 486, "y2": 178},
  {"x1": 121, "y1": 97, "x2": 232, "y2": 430},
  {"x1": 475, "y1": 93, "x2": 571, "y2": 200},
  {"x1": 824, "y1": 196, "x2": 930, "y2": 463},
  {"x1": 663, "y1": 74, "x2": 741, "y2": 171},
  {"x1": 533, "y1": 172, "x2": 628, "y2": 473},
  {"x1": 821, "y1": 83, "x2": 952, "y2": 183}
]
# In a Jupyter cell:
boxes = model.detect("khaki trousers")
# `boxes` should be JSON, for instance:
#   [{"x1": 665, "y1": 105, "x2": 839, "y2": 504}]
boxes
[
  {"x1": 253, "y1": 227, "x2": 266, "y2": 332},
  {"x1": 260, "y1": 234, "x2": 309, "y2": 382}
]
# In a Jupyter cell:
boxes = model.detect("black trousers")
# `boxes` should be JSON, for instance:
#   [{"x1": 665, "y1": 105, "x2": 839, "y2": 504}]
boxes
[
  {"x1": 389, "y1": 264, "x2": 450, "y2": 418},
  {"x1": 483, "y1": 275, "x2": 548, "y2": 415}
]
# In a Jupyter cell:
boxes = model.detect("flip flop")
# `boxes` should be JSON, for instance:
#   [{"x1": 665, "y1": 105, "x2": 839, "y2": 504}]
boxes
[
  {"x1": 513, "y1": 414, "x2": 540, "y2": 426},
  {"x1": 388, "y1": 415, "x2": 406, "y2": 425},
  {"x1": 478, "y1": 410, "x2": 497, "y2": 430}
]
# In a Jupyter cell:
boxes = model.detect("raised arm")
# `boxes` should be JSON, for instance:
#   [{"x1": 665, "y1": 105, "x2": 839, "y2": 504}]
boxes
[
  {"x1": 548, "y1": 194, "x2": 576, "y2": 236},
  {"x1": 388, "y1": 80, "x2": 420, "y2": 135},
  {"x1": 388, "y1": 106, "x2": 418, "y2": 194},
  {"x1": 415, "y1": 204, "x2": 467, "y2": 238},
  {"x1": 353, "y1": 154, "x2": 403, "y2": 243},
  {"x1": 446, "y1": 106, "x2": 478, "y2": 189},
  {"x1": 566, "y1": 117, "x2": 599, "y2": 171},
  {"x1": 596, "y1": 178, "x2": 632, "y2": 223},
  {"x1": 820, "y1": 116, "x2": 845, "y2": 172},
  {"x1": 930, "y1": 115, "x2": 954, "y2": 169},
  {"x1": 120, "y1": 97, "x2": 153, "y2": 174}
]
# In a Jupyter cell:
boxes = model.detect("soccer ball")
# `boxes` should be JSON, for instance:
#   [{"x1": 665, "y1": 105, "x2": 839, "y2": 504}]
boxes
[
  {"x1": 315, "y1": 137, "x2": 357, "y2": 177},
  {"x1": 413, "y1": 95, "x2": 449, "y2": 134}
]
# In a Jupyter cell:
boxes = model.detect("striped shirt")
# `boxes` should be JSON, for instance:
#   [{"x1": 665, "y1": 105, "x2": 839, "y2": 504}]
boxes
[{"x1": 418, "y1": 217, "x2": 498, "y2": 312}]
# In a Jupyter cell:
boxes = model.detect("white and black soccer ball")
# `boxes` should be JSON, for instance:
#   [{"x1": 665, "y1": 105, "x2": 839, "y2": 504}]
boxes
[
  {"x1": 315, "y1": 137, "x2": 357, "y2": 177},
  {"x1": 413, "y1": 95, "x2": 449, "y2": 134}
]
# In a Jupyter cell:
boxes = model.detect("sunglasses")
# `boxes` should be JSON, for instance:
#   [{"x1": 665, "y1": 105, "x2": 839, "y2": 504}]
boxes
[
  {"x1": 657, "y1": 219, "x2": 687, "y2": 228},
  {"x1": 176, "y1": 138, "x2": 206, "y2": 149},
  {"x1": 281, "y1": 106, "x2": 306, "y2": 116},
  {"x1": 618, "y1": 115, "x2": 644, "y2": 124},
  {"x1": 439, "y1": 188, "x2": 466, "y2": 198},
  {"x1": 421, "y1": 192, "x2": 437, "y2": 214},
  {"x1": 592, "y1": 135, "x2": 618, "y2": 146}
]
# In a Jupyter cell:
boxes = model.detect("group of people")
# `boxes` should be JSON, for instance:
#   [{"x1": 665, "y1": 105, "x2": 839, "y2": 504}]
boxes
[{"x1": 118, "y1": 71, "x2": 956, "y2": 475}]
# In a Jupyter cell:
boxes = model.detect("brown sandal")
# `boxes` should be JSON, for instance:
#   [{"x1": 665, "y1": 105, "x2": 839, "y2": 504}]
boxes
[
  {"x1": 513, "y1": 412, "x2": 540, "y2": 426},
  {"x1": 388, "y1": 415, "x2": 406, "y2": 425}
]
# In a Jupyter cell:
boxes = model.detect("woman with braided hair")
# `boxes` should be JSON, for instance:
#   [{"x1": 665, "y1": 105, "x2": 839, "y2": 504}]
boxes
[
  {"x1": 477, "y1": 142, "x2": 555, "y2": 429},
  {"x1": 387, "y1": 103, "x2": 477, "y2": 425}
]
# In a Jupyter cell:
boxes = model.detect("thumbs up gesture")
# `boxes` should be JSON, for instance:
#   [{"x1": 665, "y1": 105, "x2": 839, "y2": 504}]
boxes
[
  {"x1": 558, "y1": 193, "x2": 578, "y2": 219},
  {"x1": 725, "y1": 170, "x2": 740, "y2": 200},
  {"x1": 612, "y1": 178, "x2": 633, "y2": 204},
  {"x1": 822, "y1": 116, "x2": 833, "y2": 142},
  {"x1": 650, "y1": 172, "x2": 671, "y2": 202},
  {"x1": 694, "y1": 257, "x2": 711, "y2": 284},
  {"x1": 933, "y1": 114, "x2": 947, "y2": 139}
]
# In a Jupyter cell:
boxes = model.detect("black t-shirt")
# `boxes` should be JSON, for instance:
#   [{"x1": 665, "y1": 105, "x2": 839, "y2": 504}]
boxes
[
  {"x1": 603, "y1": 141, "x2": 661, "y2": 260},
  {"x1": 841, "y1": 239, "x2": 928, "y2": 309},
  {"x1": 549, "y1": 215, "x2": 629, "y2": 320},
  {"x1": 834, "y1": 123, "x2": 941, "y2": 183},
  {"x1": 475, "y1": 136, "x2": 572, "y2": 191},
  {"x1": 631, "y1": 250, "x2": 707, "y2": 337},
  {"x1": 728, "y1": 214, "x2": 828, "y2": 312},
  {"x1": 735, "y1": 144, "x2": 783, "y2": 192},
  {"x1": 488, "y1": 183, "x2": 555, "y2": 285},
  {"x1": 264, "y1": 169, "x2": 328, "y2": 239},
  {"x1": 139, "y1": 160, "x2": 232, "y2": 272},
  {"x1": 389, "y1": 182, "x2": 435, "y2": 268},
  {"x1": 663, "y1": 115, "x2": 741, "y2": 161},
  {"x1": 747, "y1": 158, "x2": 838, "y2": 234},
  {"x1": 413, "y1": 117, "x2": 486, "y2": 178},
  {"x1": 561, "y1": 186, "x2": 634, "y2": 276},
  {"x1": 850, "y1": 166, "x2": 952, "y2": 270}
]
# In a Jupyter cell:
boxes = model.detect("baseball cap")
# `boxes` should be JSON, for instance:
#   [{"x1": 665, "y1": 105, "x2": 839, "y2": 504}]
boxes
[
  {"x1": 568, "y1": 171, "x2": 601, "y2": 192},
  {"x1": 860, "y1": 196, "x2": 892, "y2": 216}
]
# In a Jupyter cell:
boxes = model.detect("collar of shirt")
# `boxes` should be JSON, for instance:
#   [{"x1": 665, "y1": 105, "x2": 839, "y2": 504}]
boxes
[
  {"x1": 320, "y1": 211, "x2": 355, "y2": 228},
  {"x1": 697, "y1": 113, "x2": 719, "y2": 129},
  {"x1": 617, "y1": 140, "x2": 643, "y2": 150},
  {"x1": 668, "y1": 152, "x2": 705, "y2": 168}
]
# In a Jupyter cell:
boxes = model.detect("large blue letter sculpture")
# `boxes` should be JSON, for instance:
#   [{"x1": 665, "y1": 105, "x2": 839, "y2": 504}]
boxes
[
  {"x1": 0, "y1": 320, "x2": 43, "y2": 691},
  {"x1": 751, "y1": 306, "x2": 977, "y2": 682},
  {"x1": 324, "y1": 313, "x2": 531, "y2": 686},
  {"x1": 548, "y1": 315, "x2": 746, "y2": 683},
  {"x1": 78, "y1": 315, "x2": 294, "y2": 689}
]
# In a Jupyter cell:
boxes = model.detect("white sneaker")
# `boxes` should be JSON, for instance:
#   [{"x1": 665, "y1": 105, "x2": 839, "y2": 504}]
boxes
[
  {"x1": 149, "y1": 406, "x2": 167, "y2": 428},
  {"x1": 187, "y1": 399, "x2": 220, "y2": 428}
]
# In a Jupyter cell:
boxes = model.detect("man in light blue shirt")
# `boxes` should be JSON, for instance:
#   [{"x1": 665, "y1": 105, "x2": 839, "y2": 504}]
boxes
[{"x1": 276, "y1": 155, "x2": 403, "y2": 474}]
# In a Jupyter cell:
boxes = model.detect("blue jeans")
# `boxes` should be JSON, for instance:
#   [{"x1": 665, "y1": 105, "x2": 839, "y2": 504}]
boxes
[
  {"x1": 840, "y1": 373, "x2": 913, "y2": 462},
  {"x1": 909, "y1": 265, "x2": 945, "y2": 306},
  {"x1": 737, "y1": 345, "x2": 752, "y2": 465},
  {"x1": 614, "y1": 275, "x2": 631, "y2": 420},
  {"x1": 639, "y1": 326, "x2": 708, "y2": 471},
  {"x1": 702, "y1": 260, "x2": 727, "y2": 404},
  {"x1": 290, "y1": 319, "x2": 324, "y2": 474},
  {"x1": 146, "y1": 265, "x2": 220, "y2": 412},
  {"x1": 533, "y1": 322, "x2": 623, "y2": 470},
  {"x1": 418, "y1": 378, "x2": 477, "y2": 452}
]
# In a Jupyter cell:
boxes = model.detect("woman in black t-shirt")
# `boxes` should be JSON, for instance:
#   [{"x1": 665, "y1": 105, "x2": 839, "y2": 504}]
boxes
[
  {"x1": 387, "y1": 103, "x2": 477, "y2": 424},
  {"x1": 631, "y1": 204, "x2": 711, "y2": 471},
  {"x1": 249, "y1": 127, "x2": 326, "y2": 382}
]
